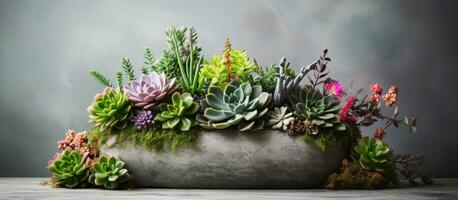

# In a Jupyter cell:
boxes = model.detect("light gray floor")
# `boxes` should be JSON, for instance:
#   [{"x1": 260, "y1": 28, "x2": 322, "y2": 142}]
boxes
[{"x1": 0, "y1": 178, "x2": 457, "y2": 200}]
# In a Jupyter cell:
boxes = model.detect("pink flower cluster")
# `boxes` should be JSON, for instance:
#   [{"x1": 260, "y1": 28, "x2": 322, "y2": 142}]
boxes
[
  {"x1": 370, "y1": 83, "x2": 383, "y2": 103},
  {"x1": 370, "y1": 83, "x2": 399, "y2": 107},
  {"x1": 383, "y1": 85, "x2": 398, "y2": 107},
  {"x1": 57, "y1": 130, "x2": 88, "y2": 151},
  {"x1": 339, "y1": 96, "x2": 358, "y2": 123},
  {"x1": 324, "y1": 80, "x2": 344, "y2": 98}
]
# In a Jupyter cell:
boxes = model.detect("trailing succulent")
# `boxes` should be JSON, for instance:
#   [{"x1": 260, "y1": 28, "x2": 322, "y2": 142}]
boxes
[
  {"x1": 288, "y1": 85, "x2": 345, "y2": 132},
  {"x1": 89, "y1": 156, "x2": 130, "y2": 190},
  {"x1": 87, "y1": 87, "x2": 133, "y2": 130},
  {"x1": 352, "y1": 137, "x2": 393, "y2": 172},
  {"x1": 48, "y1": 150, "x2": 90, "y2": 188},
  {"x1": 155, "y1": 92, "x2": 200, "y2": 131},
  {"x1": 123, "y1": 71, "x2": 177, "y2": 110},
  {"x1": 197, "y1": 80, "x2": 271, "y2": 131},
  {"x1": 267, "y1": 106, "x2": 295, "y2": 131}
]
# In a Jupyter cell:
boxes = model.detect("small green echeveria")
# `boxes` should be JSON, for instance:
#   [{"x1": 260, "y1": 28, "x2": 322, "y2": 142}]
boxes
[
  {"x1": 89, "y1": 156, "x2": 130, "y2": 190},
  {"x1": 87, "y1": 87, "x2": 133, "y2": 130},
  {"x1": 197, "y1": 80, "x2": 271, "y2": 131},
  {"x1": 352, "y1": 137, "x2": 393, "y2": 172},
  {"x1": 48, "y1": 150, "x2": 90, "y2": 188},
  {"x1": 155, "y1": 92, "x2": 200, "y2": 131}
]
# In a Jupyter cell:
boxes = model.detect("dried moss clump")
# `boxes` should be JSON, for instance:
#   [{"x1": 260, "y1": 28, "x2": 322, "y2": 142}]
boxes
[{"x1": 325, "y1": 159, "x2": 387, "y2": 189}]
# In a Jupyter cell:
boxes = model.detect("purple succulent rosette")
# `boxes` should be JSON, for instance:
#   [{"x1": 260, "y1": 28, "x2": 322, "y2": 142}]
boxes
[
  {"x1": 124, "y1": 72, "x2": 176, "y2": 109},
  {"x1": 131, "y1": 110, "x2": 155, "y2": 130}
]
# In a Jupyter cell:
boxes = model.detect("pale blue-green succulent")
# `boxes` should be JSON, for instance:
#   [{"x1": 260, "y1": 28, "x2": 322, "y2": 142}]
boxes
[{"x1": 197, "y1": 80, "x2": 271, "y2": 131}]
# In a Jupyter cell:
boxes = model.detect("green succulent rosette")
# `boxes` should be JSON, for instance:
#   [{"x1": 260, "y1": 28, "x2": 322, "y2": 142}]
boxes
[
  {"x1": 288, "y1": 86, "x2": 345, "y2": 132},
  {"x1": 352, "y1": 137, "x2": 393, "y2": 172},
  {"x1": 155, "y1": 92, "x2": 200, "y2": 131},
  {"x1": 197, "y1": 80, "x2": 271, "y2": 131},
  {"x1": 89, "y1": 156, "x2": 130, "y2": 190},
  {"x1": 48, "y1": 150, "x2": 90, "y2": 188},
  {"x1": 87, "y1": 87, "x2": 133, "y2": 130}
]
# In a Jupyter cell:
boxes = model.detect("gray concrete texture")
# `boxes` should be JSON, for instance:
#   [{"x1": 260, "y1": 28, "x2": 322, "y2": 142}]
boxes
[
  {"x1": 101, "y1": 130, "x2": 345, "y2": 188},
  {"x1": 0, "y1": 0, "x2": 457, "y2": 177}
]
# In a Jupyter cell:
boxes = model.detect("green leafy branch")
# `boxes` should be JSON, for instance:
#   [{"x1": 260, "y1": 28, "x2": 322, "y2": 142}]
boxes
[
  {"x1": 122, "y1": 57, "x2": 136, "y2": 82},
  {"x1": 89, "y1": 70, "x2": 112, "y2": 87}
]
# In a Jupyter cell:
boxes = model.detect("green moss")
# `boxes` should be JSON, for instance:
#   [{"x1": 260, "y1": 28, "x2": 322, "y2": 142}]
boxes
[
  {"x1": 87, "y1": 125, "x2": 198, "y2": 153},
  {"x1": 298, "y1": 123, "x2": 361, "y2": 152}
]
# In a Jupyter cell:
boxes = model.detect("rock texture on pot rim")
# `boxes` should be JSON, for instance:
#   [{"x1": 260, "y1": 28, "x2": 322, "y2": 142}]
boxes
[{"x1": 101, "y1": 130, "x2": 346, "y2": 188}]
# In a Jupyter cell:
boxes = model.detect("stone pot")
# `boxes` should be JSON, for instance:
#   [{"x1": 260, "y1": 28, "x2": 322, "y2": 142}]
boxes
[{"x1": 101, "y1": 130, "x2": 346, "y2": 188}]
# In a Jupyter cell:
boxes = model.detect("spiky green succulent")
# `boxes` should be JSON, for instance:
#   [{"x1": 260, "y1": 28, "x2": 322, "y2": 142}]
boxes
[
  {"x1": 89, "y1": 156, "x2": 129, "y2": 190},
  {"x1": 155, "y1": 92, "x2": 199, "y2": 131},
  {"x1": 48, "y1": 150, "x2": 90, "y2": 188},
  {"x1": 87, "y1": 87, "x2": 133, "y2": 130},
  {"x1": 288, "y1": 86, "x2": 345, "y2": 132},
  {"x1": 352, "y1": 137, "x2": 393, "y2": 172},
  {"x1": 268, "y1": 106, "x2": 295, "y2": 131},
  {"x1": 197, "y1": 80, "x2": 271, "y2": 131}
]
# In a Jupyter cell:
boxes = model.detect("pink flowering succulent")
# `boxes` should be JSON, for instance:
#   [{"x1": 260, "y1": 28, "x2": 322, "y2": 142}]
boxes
[
  {"x1": 324, "y1": 80, "x2": 344, "y2": 98},
  {"x1": 339, "y1": 96, "x2": 358, "y2": 123},
  {"x1": 123, "y1": 71, "x2": 177, "y2": 109},
  {"x1": 383, "y1": 85, "x2": 398, "y2": 107},
  {"x1": 370, "y1": 83, "x2": 383, "y2": 103},
  {"x1": 57, "y1": 130, "x2": 88, "y2": 151}
]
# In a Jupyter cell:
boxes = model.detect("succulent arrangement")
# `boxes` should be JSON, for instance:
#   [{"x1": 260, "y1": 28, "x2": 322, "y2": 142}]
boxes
[{"x1": 47, "y1": 26, "x2": 428, "y2": 190}]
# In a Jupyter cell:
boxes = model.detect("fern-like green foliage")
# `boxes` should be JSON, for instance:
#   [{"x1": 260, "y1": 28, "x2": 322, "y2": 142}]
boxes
[
  {"x1": 115, "y1": 71, "x2": 123, "y2": 88},
  {"x1": 121, "y1": 57, "x2": 135, "y2": 82},
  {"x1": 153, "y1": 49, "x2": 180, "y2": 79},
  {"x1": 140, "y1": 67, "x2": 149, "y2": 75},
  {"x1": 254, "y1": 63, "x2": 297, "y2": 93},
  {"x1": 89, "y1": 70, "x2": 112, "y2": 87},
  {"x1": 87, "y1": 125, "x2": 198, "y2": 153},
  {"x1": 144, "y1": 47, "x2": 155, "y2": 70}
]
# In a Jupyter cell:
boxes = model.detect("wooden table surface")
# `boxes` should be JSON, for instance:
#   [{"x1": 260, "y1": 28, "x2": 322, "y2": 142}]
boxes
[{"x1": 1, "y1": 178, "x2": 457, "y2": 200}]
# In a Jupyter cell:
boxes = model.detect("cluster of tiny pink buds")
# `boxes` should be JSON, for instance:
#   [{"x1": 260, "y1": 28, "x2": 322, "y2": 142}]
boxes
[
  {"x1": 57, "y1": 130, "x2": 88, "y2": 151},
  {"x1": 383, "y1": 85, "x2": 398, "y2": 107},
  {"x1": 370, "y1": 83, "x2": 383, "y2": 103}
]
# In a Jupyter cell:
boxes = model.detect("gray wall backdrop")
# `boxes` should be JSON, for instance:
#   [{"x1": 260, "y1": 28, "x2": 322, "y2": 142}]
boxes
[{"x1": 1, "y1": 0, "x2": 457, "y2": 177}]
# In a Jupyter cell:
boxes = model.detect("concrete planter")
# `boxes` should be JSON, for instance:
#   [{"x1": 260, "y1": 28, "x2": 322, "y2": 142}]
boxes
[{"x1": 101, "y1": 130, "x2": 346, "y2": 188}]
